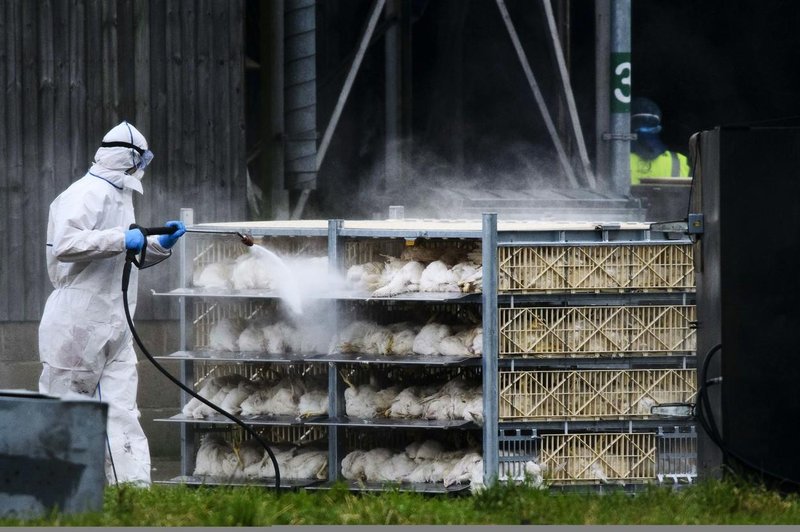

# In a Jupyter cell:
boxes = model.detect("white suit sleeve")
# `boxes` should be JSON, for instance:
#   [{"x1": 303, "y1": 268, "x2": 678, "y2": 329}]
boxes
[
  {"x1": 49, "y1": 196, "x2": 126, "y2": 262},
  {"x1": 142, "y1": 236, "x2": 173, "y2": 267}
]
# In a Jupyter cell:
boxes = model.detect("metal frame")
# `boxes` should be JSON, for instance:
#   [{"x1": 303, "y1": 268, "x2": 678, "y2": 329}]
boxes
[{"x1": 160, "y1": 209, "x2": 696, "y2": 490}]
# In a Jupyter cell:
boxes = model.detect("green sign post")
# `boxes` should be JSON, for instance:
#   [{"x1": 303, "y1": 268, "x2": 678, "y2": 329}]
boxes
[{"x1": 611, "y1": 52, "x2": 631, "y2": 113}]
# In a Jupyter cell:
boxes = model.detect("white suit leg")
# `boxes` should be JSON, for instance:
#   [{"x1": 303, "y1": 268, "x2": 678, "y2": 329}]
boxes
[{"x1": 97, "y1": 340, "x2": 151, "y2": 486}]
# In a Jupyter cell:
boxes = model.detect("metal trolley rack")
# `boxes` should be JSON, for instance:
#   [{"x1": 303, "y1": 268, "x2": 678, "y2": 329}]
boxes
[{"x1": 153, "y1": 212, "x2": 697, "y2": 491}]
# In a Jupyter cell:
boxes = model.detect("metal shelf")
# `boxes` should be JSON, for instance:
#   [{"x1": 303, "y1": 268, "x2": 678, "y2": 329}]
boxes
[
  {"x1": 155, "y1": 413, "x2": 322, "y2": 426},
  {"x1": 157, "y1": 351, "x2": 327, "y2": 364},
  {"x1": 152, "y1": 287, "x2": 479, "y2": 302},
  {"x1": 498, "y1": 291, "x2": 695, "y2": 306},
  {"x1": 156, "y1": 414, "x2": 478, "y2": 429},
  {"x1": 305, "y1": 416, "x2": 478, "y2": 430},
  {"x1": 499, "y1": 419, "x2": 695, "y2": 433},
  {"x1": 156, "y1": 475, "x2": 321, "y2": 489},
  {"x1": 499, "y1": 354, "x2": 696, "y2": 370},
  {"x1": 320, "y1": 353, "x2": 481, "y2": 366},
  {"x1": 158, "y1": 351, "x2": 482, "y2": 366},
  {"x1": 306, "y1": 480, "x2": 471, "y2": 493},
  {"x1": 154, "y1": 287, "x2": 693, "y2": 307}
]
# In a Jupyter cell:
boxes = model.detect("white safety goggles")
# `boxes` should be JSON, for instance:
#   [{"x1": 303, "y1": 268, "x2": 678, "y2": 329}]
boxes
[{"x1": 101, "y1": 141, "x2": 154, "y2": 170}]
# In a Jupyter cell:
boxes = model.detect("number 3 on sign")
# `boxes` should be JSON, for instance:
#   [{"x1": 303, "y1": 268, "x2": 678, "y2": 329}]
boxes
[{"x1": 614, "y1": 61, "x2": 632, "y2": 105}]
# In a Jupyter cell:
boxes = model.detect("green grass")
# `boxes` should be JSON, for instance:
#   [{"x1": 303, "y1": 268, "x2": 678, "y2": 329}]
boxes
[{"x1": 2, "y1": 479, "x2": 799, "y2": 526}]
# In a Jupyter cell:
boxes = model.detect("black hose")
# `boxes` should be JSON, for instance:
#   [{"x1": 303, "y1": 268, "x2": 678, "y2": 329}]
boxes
[
  {"x1": 694, "y1": 343, "x2": 800, "y2": 490},
  {"x1": 122, "y1": 230, "x2": 281, "y2": 489},
  {"x1": 695, "y1": 344, "x2": 724, "y2": 449}
]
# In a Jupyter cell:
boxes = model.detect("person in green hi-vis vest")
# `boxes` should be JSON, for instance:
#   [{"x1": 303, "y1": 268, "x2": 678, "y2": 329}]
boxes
[{"x1": 629, "y1": 97, "x2": 691, "y2": 184}]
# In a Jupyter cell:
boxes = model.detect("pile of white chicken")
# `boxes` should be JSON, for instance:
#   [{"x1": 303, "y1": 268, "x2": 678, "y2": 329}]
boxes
[
  {"x1": 330, "y1": 319, "x2": 482, "y2": 358},
  {"x1": 206, "y1": 316, "x2": 482, "y2": 358},
  {"x1": 342, "y1": 445, "x2": 550, "y2": 491},
  {"x1": 193, "y1": 434, "x2": 547, "y2": 488},
  {"x1": 208, "y1": 317, "x2": 331, "y2": 354},
  {"x1": 182, "y1": 373, "x2": 328, "y2": 419},
  {"x1": 342, "y1": 375, "x2": 483, "y2": 425},
  {"x1": 341, "y1": 439, "x2": 484, "y2": 491},
  {"x1": 193, "y1": 252, "x2": 331, "y2": 293},
  {"x1": 346, "y1": 245, "x2": 483, "y2": 297},
  {"x1": 193, "y1": 434, "x2": 328, "y2": 481}
]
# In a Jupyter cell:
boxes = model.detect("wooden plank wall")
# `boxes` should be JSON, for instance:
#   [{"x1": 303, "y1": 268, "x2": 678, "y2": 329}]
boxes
[{"x1": 0, "y1": 0, "x2": 246, "y2": 321}]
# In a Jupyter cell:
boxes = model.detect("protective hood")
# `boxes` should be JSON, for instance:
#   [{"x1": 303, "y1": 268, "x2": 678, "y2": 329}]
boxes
[
  {"x1": 97, "y1": 121, "x2": 148, "y2": 161},
  {"x1": 630, "y1": 97, "x2": 667, "y2": 160},
  {"x1": 92, "y1": 121, "x2": 149, "y2": 193}
]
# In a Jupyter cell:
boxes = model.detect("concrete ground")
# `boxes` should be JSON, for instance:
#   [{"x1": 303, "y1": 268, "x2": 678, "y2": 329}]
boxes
[{"x1": 150, "y1": 457, "x2": 183, "y2": 483}]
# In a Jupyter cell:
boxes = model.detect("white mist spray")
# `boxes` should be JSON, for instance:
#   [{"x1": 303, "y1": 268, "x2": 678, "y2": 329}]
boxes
[{"x1": 248, "y1": 244, "x2": 304, "y2": 315}]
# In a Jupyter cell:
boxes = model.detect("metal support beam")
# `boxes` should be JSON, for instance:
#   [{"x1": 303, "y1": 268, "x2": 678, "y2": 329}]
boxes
[
  {"x1": 261, "y1": 0, "x2": 288, "y2": 219},
  {"x1": 290, "y1": 189, "x2": 311, "y2": 220},
  {"x1": 179, "y1": 207, "x2": 194, "y2": 476},
  {"x1": 595, "y1": 0, "x2": 611, "y2": 187},
  {"x1": 385, "y1": 0, "x2": 400, "y2": 190},
  {"x1": 482, "y1": 213, "x2": 499, "y2": 483},
  {"x1": 327, "y1": 219, "x2": 344, "y2": 481},
  {"x1": 496, "y1": 0, "x2": 579, "y2": 189},
  {"x1": 609, "y1": 0, "x2": 632, "y2": 195},
  {"x1": 285, "y1": 0, "x2": 318, "y2": 196},
  {"x1": 541, "y1": 0, "x2": 596, "y2": 189},
  {"x1": 316, "y1": 0, "x2": 387, "y2": 173}
]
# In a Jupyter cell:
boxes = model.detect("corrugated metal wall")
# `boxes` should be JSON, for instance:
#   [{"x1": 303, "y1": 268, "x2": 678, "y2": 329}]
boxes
[{"x1": 0, "y1": 0, "x2": 246, "y2": 321}]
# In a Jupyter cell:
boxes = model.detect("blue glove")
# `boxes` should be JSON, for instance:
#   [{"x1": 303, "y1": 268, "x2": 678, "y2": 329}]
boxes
[
  {"x1": 158, "y1": 220, "x2": 186, "y2": 249},
  {"x1": 125, "y1": 229, "x2": 145, "y2": 251}
]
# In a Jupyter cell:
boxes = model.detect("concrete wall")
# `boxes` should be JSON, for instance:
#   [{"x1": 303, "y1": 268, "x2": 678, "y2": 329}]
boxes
[{"x1": 1, "y1": 320, "x2": 183, "y2": 459}]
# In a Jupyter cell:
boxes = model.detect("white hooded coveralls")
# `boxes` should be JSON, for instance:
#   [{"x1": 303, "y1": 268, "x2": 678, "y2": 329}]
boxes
[{"x1": 38, "y1": 121, "x2": 169, "y2": 486}]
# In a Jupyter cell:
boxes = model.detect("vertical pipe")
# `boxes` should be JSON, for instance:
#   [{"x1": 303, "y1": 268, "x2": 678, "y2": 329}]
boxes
[
  {"x1": 179, "y1": 207, "x2": 194, "y2": 477},
  {"x1": 384, "y1": 0, "x2": 401, "y2": 191},
  {"x1": 595, "y1": 0, "x2": 611, "y2": 188},
  {"x1": 609, "y1": 0, "x2": 631, "y2": 195},
  {"x1": 327, "y1": 219, "x2": 344, "y2": 481},
  {"x1": 261, "y1": 0, "x2": 288, "y2": 219},
  {"x1": 482, "y1": 213, "x2": 499, "y2": 483},
  {"x1": 285, "y1": 0, "x2": 317, "y2": 192}
]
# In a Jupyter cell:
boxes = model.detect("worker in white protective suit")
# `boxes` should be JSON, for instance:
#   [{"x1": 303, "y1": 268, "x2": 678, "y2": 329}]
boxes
[{"x1": 38, "y1": 121, "x2": 186, "y2": 487}]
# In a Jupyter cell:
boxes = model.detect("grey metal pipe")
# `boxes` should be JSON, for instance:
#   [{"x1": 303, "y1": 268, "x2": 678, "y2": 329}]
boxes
[
  {"x1": 594, "y1": 0, "x2": 611, "y2": 188},
  {"x1": 609, "y1": 0, "x2": 632, "y2": 195},
  {"x1": 285, "y1": 0, "x2": 317, "y2": 192},
  {"x1": 327, "y1": 219, "x2": 344, "y2": 482},
  {"x1": 264, "y1": 0, "x2": 289, "y2": 219},
  {"x1": 482, "y1": 212, "x2": 499, "y2": 484},
  {"x1": 179, "y1": 207, "x2": 194, "y2": 477}
]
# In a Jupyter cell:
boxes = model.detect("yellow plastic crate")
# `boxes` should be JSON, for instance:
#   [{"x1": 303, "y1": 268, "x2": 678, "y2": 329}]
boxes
[
  {"x1": 499, "y1": 305, "x2": 696, "y2": 357},
  {"x1": 498, "y1": 244, "x2": 694, "y2": 292},
  {"x1": 499, "y1": 369, "x2": 697, "y2": 421},
  {"x1": 540, "y1": 432, "x2": 656, "y2": 483}
]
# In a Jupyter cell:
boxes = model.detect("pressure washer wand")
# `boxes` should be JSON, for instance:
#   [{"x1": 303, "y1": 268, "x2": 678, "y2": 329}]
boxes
[
  {"x1": 122, "y1": 224, "x2": 178, "y2": 293},
  {"x1": 185, "y1": 228, "x2": 254, "y2": 247}
]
